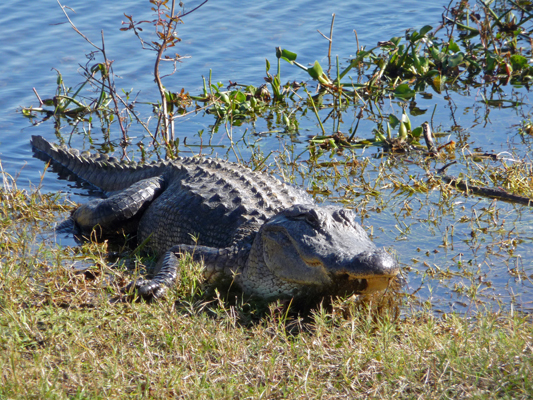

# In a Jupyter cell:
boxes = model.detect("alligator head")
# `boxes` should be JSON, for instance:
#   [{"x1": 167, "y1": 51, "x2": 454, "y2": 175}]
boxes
[{"x1": 241, "y1": 204, "x2": 399, "y2": 300}]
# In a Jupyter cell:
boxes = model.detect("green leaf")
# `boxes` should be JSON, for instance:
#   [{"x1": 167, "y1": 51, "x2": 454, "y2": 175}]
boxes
[
  {"x1": 232, "y1": 91, "x2": 247, "y2": 103},
  {"x1": 430, "y1": 47, "x2": 445, "y2": 64},
  {"x1": 510, "y1": 54, "x2": 528, "y2": 71},
  {"x1": 308, "y1": 61, "x2": 324, "y2": 80},
  {"x1": 448, "y1": 39, "x2": 460, "y2": 53},
  {"x1": 266, "y1": 59, "x2": 271, "y2": 73},
  {"x1": 220, "y1": 92, "x2": 230, "y2": 104},
  {"x1": 282, "y1": 113, "x2": 290, "y2": 127},
  {"x1": 399, "y1": 121, "x2": 408, "y2": 140},
  {"x1": 486, "y1": 53, "x2": 496, "y2": 72},
  {"x1": 280, "y1": 49, "x2": 297, "y2": 63},
  {"x1": 389, "y1": 114, "x2": 401, "y2": 129},
  {"x1": 420, "y1": 57, "x2": 430, "y2": 72},
  {"x1": 308, "y1": 61, "x2": 332, "y2": 84},
  {"x1": 431, "y1": 75, "x2": 445, "y2": 94},
  {"x1": 164, "y1": 91, "x2": 176, "y2": 103},
  {"x1": 466, "y1": 57, "x2": 481, "y2": 71},
  {"x1": 413, "y1": 52, "x2": 421, "y2": 73},
  {"x1": 447, "y1": 52, "x2": 464, "y2": 68},
  {"x1": 391, "y1": 37, "x2": 402, "y2": 46},
  {"x1": 402, "y1": 112, "x2": 412, "y2": 131},
  {"x1": 419, "y1": 25, "x2": 433, "y2": 37},
  {"x1": 411, "y1": 126, "x2": 423, "y2": 137},
  {"x1": 394, "y1": 83, "x2": 416, "y2": 99}
]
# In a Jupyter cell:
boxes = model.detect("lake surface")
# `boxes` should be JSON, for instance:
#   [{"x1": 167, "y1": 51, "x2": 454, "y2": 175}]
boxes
[
  {"x1": 0, "y1": 0, "x2": 531, "y2": 313},
  {"x1": 0, "y1": 0, "x2": 447, "y2": 188}
]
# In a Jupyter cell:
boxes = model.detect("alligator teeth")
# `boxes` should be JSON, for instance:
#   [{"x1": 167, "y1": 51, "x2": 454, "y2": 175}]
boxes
[{"x1": 306, "y1": 261, "x2": 322, "y2": 267}]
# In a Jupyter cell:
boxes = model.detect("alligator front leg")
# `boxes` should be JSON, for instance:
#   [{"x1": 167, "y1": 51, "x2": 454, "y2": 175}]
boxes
[
  {"x1": 130, "y1": 244, "x2": 242, "y2": 299},
  {"x1": 73, "y1": 176, "x2": 166, "y2": 235}
]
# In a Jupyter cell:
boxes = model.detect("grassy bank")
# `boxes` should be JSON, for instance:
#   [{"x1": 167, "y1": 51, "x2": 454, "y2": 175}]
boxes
[{"x1": 1, "y1": 183, "x2": 532, "y2": 399}]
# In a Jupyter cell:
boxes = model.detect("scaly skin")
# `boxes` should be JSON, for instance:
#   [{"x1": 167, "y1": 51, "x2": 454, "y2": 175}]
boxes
[{"x1": 31, "y1": 135, "x2": 399, "y2": 301}]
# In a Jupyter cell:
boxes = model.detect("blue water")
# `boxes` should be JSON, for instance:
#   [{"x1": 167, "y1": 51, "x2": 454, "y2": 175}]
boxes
[
  {"x1": 0, "y1": 0, "x2": 447, "y2": 187},
  {"x1": 0, "y1": 0, "x2": 531, "y2": 313}
]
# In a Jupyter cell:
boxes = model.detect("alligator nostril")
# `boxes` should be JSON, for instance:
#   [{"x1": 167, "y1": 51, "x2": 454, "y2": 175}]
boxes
[
  {"x1": 338, "y1": 209, "x2": 354, "y2": 223},
  {"x1": 366, "y1": 249, "x2": 398, "y2": 274},
  {"x1": 339, "y1": 273, "x2": 350, "y2": 281}
]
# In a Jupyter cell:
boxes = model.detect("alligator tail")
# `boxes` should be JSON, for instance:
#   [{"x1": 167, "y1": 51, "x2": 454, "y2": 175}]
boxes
[{"x1": 31, "y1": 135, "x2": 170, "y2": 193}]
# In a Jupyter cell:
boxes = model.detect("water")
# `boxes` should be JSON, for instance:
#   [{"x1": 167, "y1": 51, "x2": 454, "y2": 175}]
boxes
[
  {"x1": 0, "y1": 0, "x2": 531, "y2": 313},
  {"x1": 0, "y1": 0, "x2": 447, "y2": 187}
]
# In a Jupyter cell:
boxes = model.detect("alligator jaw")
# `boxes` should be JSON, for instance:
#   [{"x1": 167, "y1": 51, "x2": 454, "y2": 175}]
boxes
[
  {"x1": 302, "y1": 258, "x2": 397, "y2": 295},
  {"x1": 345, "y1": 275, "x2": 394, "y2": 293}
]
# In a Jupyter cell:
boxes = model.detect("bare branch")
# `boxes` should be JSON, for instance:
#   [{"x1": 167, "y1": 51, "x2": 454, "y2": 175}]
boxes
[
  {"x1": 57, "y1": 0, "x2": 101, "y2": 50},
  {"x1": 181, "y1": 0, "x2": 209, "y2": 18}
]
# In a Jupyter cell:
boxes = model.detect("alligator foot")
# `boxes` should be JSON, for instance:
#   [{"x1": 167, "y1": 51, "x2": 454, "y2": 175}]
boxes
[
  {"x1": 125, "y1": 278, "x2": 168, "y2": 299},
  {"x1": 124, "y1": 251, "x2": 181, "y2": 300}
]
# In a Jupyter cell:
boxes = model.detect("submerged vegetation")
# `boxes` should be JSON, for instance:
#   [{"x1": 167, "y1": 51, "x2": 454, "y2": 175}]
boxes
[{"x1": 4, "y1": 0, "x2": 533, "y2": 397}]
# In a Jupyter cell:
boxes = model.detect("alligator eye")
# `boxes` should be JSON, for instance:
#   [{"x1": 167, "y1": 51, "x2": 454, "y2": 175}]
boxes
[
  {"x1": 290, "y1": 211, "x2": 320, "y2": 227},
  {"x1": 305, "y1": 210, "x2": 320, "y2": 225},
  {"x1": 283, "y1": 205, "x2": 322, "y2": 227},
  {"x1": 291, "y1": 213, "x2": 313, "y2": 223}
]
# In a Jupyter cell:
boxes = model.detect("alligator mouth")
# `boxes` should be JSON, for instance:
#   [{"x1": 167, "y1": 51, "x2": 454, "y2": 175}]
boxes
[
  {"x1": 303, "y1": 259, "x2": 396, "y2": 295},
  {"x1": 332, "y1": 274, "x2": 395, "y2": 295},
  {"x1": 346, "y1": 275, "x2": 393, "y2": 293}
]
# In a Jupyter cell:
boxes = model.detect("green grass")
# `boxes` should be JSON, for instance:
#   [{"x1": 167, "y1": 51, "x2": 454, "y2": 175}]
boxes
[{"x1": 1, "y1": 182, "x2": 532, "y2": 399}]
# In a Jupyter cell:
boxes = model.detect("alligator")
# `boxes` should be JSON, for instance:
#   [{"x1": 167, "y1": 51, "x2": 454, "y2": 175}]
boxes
[{"x1": 31, "y1": 135, "x2": 399, "y2": 301}]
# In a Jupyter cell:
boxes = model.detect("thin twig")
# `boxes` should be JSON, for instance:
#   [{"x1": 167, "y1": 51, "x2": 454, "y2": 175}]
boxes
[
  {"x1": 305, "y1": 88, "x2": 326, "y2": 135},
  {"x1": 100, "y1": 30, "x2": 127, "y2": 146},
  {"x1": 436, "y1": 162, "x2": 533, "y2": 206},
  {"x1": 154, "y1": 17, "x2": 170, "y2": 142},
  {"x1": 317, "y1": 14, "x2": 335, "y2": 73},
  {"x1": 348, "y1": 106, "x2": 365, "y2": 142},
  {"x1": 316, "y1": 30, "x2": 330, "y2": 41},
  {"x1": 181, "y1": 0, "x2": 209, "y2": 17},
  {"x1": 77, "y1": 63, "x2": 154, "y2": 139},
  {"x1": 57, "y1": 0, "x2": 101, "y2": 50},
  {"x1": 32, "y1": 88, "x2": 44, "y2": 106},
  {"x1": 328, "y1": 14, "x2": 335, "y2": 60},
  {"x1": 354, "y1": 29, "x2": 360, "y2": 52}
]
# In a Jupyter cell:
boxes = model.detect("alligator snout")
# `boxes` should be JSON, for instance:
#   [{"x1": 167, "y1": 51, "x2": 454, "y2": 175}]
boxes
[
  {"x1": 323, "y1": 248, "x2": 398, "y2": 294},
  {"x1": 342, "y1": 248, "x2": 399, "y2": 277}
]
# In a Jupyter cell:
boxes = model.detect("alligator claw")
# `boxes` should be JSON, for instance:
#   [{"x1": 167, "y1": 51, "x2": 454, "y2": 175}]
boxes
[{"x1": 125, "y1": 279, "x2": 168, "y2": 300}]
